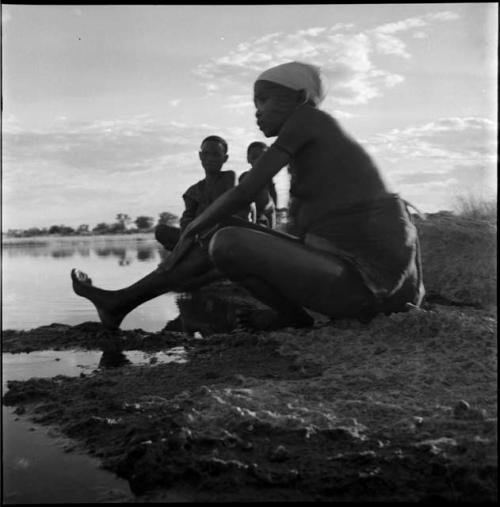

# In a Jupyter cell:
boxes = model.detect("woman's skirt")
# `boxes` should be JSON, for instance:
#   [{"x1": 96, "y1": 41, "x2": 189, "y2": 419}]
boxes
[{"x1": 303, "y1": 194, "x2": 425, "y2": 313}]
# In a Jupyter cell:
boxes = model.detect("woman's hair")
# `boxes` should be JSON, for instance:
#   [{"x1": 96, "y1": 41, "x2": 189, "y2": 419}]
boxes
[
  {"x1": 256, "y1": 61, "x2": 327, "y2": 106},
  {"x1": 201, "y1": 135, "x2": 228, "y2": 154}
]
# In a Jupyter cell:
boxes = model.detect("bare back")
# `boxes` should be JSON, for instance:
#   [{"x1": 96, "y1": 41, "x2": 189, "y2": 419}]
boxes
[{"x1": 272, "y1": 104, "x2": 390, "y2": 236}]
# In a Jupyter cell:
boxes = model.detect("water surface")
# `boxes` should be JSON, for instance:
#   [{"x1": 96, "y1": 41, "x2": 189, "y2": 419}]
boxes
[
  {"x1": 1, "y1": 235, "x2": 181, "y2": 502},
  {"x1": 2, "y1": 351, "x2": 131, "y2": 504},
  {"x1": 2, "y1": 234, "x2": 245, "y2": 503},
  {"x1": 2, "y1": 347, "x2": 188, "y2": 504},
  {"x1": 2, "y1": 234, "x2": 179, "y2": 332}
]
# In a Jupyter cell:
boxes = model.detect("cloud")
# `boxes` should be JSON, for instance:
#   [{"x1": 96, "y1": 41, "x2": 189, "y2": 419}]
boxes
[
  {"x1": 223, "y1": 94, "x2": 254, "y2": 113},
  {"x1": 192, "y1": 10, "x2": 459, "y2": 106},
  {"x1": 367, "y1": 117, "x2": 496, "y2": 161},
  {"x1": 2, "y1": 116, "x2": 261, "y2": 228},
  {"x1": 374, "y1": 17, "x2": 427, "y2": 34},
  {"x1": 385, "y1": 117, "x2": 496, "y2": 163},
  {"x1": 2, "y1": 117, "x2": 198, "y2": 176},
  {"x1": 371, "y1": 32, "x2": 411, "y2": 58},
  {"x1": 363, "y1": 116, "x2": 497, "y2": 207},
  {"x1": 373, "y1": 10, "x2": 459, "y2": 36},
  {"x1": 412, "y1": 31, "x2": 428, "y2": 39},
  {"x1": 2, "y1": 117, "x2": 205, "y2": 226},
  {"x1": 297, "y1": 27, "x2": 327, "y2": 37},
  {"x1": 428, "y1": 11, "x2": 460, "y2": 22},
  {"x1": 370, "y1": 11, "x2": 460, "y2": 58}
]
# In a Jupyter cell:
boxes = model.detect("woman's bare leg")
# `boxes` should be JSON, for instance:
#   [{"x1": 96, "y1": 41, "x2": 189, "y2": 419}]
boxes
[
  {"x1": 71, "y1": 245, "x2": 214, "y2": 329},
  {"x1": 208, "y1": 226, "x2": 373, "y2": 324},
  {"x1": 71, "y1": 221, "x2": 373, "y2": 331},
  {"x1": 234, "y1": 276, "x2": 314, "y2": 329},
  {"x1": 70, "y1": 219, "x2": 271, "y2": 330}
]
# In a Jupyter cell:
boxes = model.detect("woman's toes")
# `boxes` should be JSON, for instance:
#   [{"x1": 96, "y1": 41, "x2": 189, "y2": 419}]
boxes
[
  {"x1": 81, "y1": 272, "x2": 92, "y2": 284},
  {"x1": 72, "y1": 269, "x2": 92, "y2": 285}
]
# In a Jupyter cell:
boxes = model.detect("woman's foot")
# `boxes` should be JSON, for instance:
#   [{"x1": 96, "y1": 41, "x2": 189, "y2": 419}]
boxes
[{"x1": 71, "y1": 269, "x2": 127, "y2": 330}]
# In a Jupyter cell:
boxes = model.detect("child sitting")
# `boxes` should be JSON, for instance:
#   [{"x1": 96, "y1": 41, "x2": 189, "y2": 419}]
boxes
[
  {"x1": 239, "y1": 141, "x2": 277, "y2": 228},
  {"x1": 155, "y1": 135, "x2": 236, "y2": 250}
]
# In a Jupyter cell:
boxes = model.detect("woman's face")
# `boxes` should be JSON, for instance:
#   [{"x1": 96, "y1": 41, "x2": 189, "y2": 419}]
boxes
[{"x1": 253, "y1": 80, "x2": 301, "y2": 137}]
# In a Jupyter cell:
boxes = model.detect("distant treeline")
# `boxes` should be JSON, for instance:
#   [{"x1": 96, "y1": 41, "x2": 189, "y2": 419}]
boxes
[
  {"x1": 5, "y1": 208, "x2": 292, "y2": 238},
  {"x1": 5, "y1": 212, "x2": 180, "y2": 238}
]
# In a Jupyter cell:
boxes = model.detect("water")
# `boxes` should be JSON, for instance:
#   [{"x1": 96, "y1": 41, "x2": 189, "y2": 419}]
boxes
[
  {"x1": 2, "y1": 351, "x2": 128, "y2": 504},
  {"x1": 1, "y1": 235, "x2": 182, "y2": 503},
  {"x1": 2, "y1": 234, "x2": 244, "y2": 503},
  {"x1": 2, "y1": 234, "x2": 179, "y2": 332},
  {"x1": 2, "y1": 348, "x2": 188, "y2": 504}
]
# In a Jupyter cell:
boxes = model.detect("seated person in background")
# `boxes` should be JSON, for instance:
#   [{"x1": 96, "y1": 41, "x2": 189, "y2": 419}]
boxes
[
  {"x1": 155, "y1": 135, "x2": 237, "y2": 250},
  {"x1": 239, "y1": 141, "x2": 277, "y2": 228}
]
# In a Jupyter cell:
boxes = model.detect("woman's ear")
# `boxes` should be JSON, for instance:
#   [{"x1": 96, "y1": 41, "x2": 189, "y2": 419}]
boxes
[{"x1": 297, "y1": 89, "x2": 308, "y2": 104}]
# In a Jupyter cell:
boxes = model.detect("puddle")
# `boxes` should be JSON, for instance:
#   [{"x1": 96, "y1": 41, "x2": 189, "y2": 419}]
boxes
[
  {"x1": 2, "y1": 404, "x2": 134, "y2": 504},
  {"x1": 2, "y1": 347, "x2": 186, "y2": 504},
  {"x1": 3, "y1": 347, "x2": 187, "y2": 375},
  {"x1": 110, "y1": 347, "x2": 188, "y2": 367}
]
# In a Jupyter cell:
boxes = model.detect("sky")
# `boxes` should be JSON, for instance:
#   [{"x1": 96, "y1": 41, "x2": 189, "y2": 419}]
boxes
[{"x1": 1, "y1": 3, "x2": 498, "y2": 231}]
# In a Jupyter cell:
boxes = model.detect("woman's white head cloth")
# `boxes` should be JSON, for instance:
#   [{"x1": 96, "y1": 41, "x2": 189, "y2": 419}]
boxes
[{"x1": 256, "y1": 61, "x2": 327, "y2": 106}]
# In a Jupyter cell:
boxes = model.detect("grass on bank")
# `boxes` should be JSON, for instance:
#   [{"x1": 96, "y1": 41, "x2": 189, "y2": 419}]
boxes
[{"x1": 452, "y1": 194, "x2": 497, "y2": 221}]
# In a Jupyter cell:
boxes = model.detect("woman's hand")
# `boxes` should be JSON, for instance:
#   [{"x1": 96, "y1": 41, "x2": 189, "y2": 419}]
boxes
[
  {"x1": 161, "y1": 230, "x2": 197, "y2": 270},
  {"x1": 164, "y1": 213, "x2": 220, "y2": 270},
  {"x1": 181, "y1": 215, "x2": 205, "y2": 240}
]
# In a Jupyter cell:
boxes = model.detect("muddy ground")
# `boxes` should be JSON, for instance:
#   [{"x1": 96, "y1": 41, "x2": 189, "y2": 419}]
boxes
[{"x1": 2, "y1": 215, "x2": 498, "y2": 502}]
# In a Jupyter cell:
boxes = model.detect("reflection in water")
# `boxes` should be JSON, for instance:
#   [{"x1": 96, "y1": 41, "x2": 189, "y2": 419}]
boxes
[
  {"x1": 98, "y1": 349, "x2": 131, "y2": 369},
  {"x1": 96, "y1": 247, "x2": 131, "y2": 267},
  {"x1": 51, "y1": 249, "x2": 76, "y2": 258},
  {"x1": 137, "y1": 248, "x2": 154, "y2": 261},
  {"x1": 97, "y1": 347, "x2": 189, "y2": 369},
  {"x1": 50, "y1": 246, "x2": 92, "y2": 258},
  {"x1": 165, "y1": 289, "x2": 251, "y2": 336},
  {"x1": 76, "y1": 246, "x2": 91, "y2": 257},
  {"x1": 4, "y1": 237, "x2": 162, "y2": 266},
  {"x1": 3, "y1": 235, "x2": 180, "y2": 332}
]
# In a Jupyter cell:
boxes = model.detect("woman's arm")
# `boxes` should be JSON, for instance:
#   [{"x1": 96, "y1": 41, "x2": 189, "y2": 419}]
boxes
[{"x1": 182, "y1": 145, "x2": 289, "y2": 237}]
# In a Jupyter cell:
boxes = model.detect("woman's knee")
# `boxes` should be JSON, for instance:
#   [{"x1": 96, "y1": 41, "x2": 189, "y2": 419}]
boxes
[{"x1": 208, "y1": 226, "x2": 248, "y2": 272}]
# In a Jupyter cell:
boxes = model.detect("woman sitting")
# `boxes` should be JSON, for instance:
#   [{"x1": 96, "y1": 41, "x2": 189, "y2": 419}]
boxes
[{"x1": 71, "y1": 61, "x2": 424, "y2": 331}]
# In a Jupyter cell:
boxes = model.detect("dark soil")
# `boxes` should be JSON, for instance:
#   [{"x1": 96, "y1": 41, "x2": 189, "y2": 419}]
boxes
[
  {"x1": 3, "y1": 302, "x2": 497, "y2": 502},
  {"x1": 2, "y1": 217, "x2": 497, "y2": 502}
]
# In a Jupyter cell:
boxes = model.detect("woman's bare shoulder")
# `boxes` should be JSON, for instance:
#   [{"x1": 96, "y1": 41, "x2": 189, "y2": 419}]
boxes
[{"x1": 286, "y1": 104, "x2": 338, "y2": 129}]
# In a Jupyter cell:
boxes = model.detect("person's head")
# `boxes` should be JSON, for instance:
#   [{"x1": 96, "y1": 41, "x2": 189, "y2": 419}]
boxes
[
  {"x1": 199, "y1": 135, "x2": 228, "y2": 175},
  {"x1": 247, "y1": 141, "x2": 268, "y2": 167},
  {"x1": 253, "y1": 61, "x2": 326, "y2": 137}
]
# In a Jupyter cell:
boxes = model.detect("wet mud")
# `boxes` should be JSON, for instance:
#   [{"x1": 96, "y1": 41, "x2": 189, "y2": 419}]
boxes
[{"x1": 3, "y1": 302, "x2": 497, "y2": 502}]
